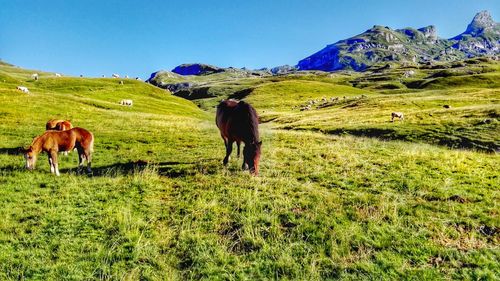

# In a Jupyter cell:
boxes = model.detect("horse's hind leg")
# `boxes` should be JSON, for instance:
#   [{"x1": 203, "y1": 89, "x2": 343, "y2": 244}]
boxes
[
  {"x1": 85, "y1": 149, "x2": 92, "y2": 174},
  {"x1": 76, "y1": 146, "x2": 85, "y2": 173},
  {"x1": 223, "y1": 140, "x2": 233, "y2": 166},
  {"x1": 48, "y1": 154, "x2": 55, "y2": 174}
]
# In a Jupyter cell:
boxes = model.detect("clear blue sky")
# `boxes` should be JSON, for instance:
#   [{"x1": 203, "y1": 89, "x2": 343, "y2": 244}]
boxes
[{"x1": 0, "y1": 0, "x2": 498, "y2": 78}]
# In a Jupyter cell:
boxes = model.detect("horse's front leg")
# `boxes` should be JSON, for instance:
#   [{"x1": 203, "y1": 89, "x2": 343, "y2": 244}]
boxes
[
  {"x1": 242, "y1": 150, "x2": 249, "y2": 170},
  {"x1": 236, "y1": 141, "x2": 241, "y2": 158},
  {"x1": 48, "y1": 154, "x2": 55, "y2": 174},
  {"x1": 223, "y1": 140, "x2": 233, "y2": 166},
  {"x1": 50, "y1": 151, "x2": 60, "y2": 176}
]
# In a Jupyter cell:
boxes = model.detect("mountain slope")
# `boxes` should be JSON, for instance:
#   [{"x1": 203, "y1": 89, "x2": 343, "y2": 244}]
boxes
[{"x1": 298, "y1": 11, "x2": 499, "y2": 72}]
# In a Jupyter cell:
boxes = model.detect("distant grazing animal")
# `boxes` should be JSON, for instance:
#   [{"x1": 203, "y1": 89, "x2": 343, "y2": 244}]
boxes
[
  {"x1": 23, "y1": 127, "x2": 94, "y2": 176},
  {"x1": 112, "y1": 74, "x2": 120, "y2": 78},
  {"x1": 443, "y1": 105, "x2": 451, "y2": 109},
  {"x1": 119, "y1": 99, "x2": 133, "y2": 106},
  {"x1": 135, "y1": 77, "x2": 142, "y2": 81},
  {"x1": 391, "y1": 112, "x2": 404, "y2": 122},
  {"x1": 301, "y1": 105, "x2": 312, "y2": 111},
  {"x1": 31, "y1": 73, "x2": 39, "y2": 80},
  {"x1": 46, "y1": 119, "x2": 74, "y2": 155},
  {"x1": 16, "y1": 86, "x2": 29, "y2": 93},
  {"x1": 55, "y1": 73, "x2": 61, "y2": 77},
  {"x1": 125, "y1": 75, "x2": 129, "y2": 79},
  {"x1": 119, "y1": 80, "x2": 124, "y2": 85},
  {"x1": 216, "y1": 99, "x2": 262, "y2": 175}
]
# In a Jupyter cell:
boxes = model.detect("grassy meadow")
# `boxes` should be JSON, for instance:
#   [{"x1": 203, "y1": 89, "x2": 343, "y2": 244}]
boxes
[{"x1": 0, "y1": 61, "x2": 499, "y2": 280}]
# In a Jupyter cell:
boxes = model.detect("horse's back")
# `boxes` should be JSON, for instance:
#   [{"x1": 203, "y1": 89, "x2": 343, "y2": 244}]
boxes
[
  {"x1": 216, "y1": 99, "x2": 259, "y2": 141},
  {"x1": 58, "y1": 120, "x2": 73, "y2": 130},
  {"x1": 46, "y1": 119, "x2": 64, "y2": 130},
  {"x1": 46, "y1": 119, "x2": 72, "y2": 131},
  {"x1": 72, "y1": 127, "x2": 94, "y2": 145},
  {"x1": 51, "y1": 127, "x2": 93, "y2": 148}
]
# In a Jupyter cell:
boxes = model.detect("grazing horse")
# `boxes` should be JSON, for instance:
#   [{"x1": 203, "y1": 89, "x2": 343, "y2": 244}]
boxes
[
  {"x1": 391, "y1": 112, "x2": 404, "y2": 122},
  {"x1": 46, "y1": 119, "x2": 74, "y2": 155},
  {"x1": 216, "y1": 99, "x2": 262, "y2": 175},
  {"x1": 23, "y1": 127, "x2": 94, "y2": 176}
]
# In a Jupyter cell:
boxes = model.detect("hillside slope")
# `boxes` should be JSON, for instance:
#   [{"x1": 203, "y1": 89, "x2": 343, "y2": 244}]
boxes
[{"x1": 0, "y1": 63, "x2": 498, "y2": 280}]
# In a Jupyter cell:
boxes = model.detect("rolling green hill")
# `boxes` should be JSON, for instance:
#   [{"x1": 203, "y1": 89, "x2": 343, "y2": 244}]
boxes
[{"x1": 0, "y1": 62, "x2": 498, "y2": 280}]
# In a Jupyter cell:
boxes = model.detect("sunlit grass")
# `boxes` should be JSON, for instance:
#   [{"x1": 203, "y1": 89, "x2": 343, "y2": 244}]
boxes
[{"x1": 0, "y1": 62, "x2": 498, "y2": 280}]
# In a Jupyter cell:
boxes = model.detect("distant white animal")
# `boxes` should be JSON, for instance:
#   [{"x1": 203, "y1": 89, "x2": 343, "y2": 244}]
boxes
[
  {"x1": 135, "y1": 77, "x2": 142, "y2": 81},
  {"x1": 112, "y1": 74, "x2": 120, "y2": 78},
  {"x1": 125, "y1": 75, "x2": 129, "y2": 79},
  {"x1": 31, "y1": 73, "x2": 39, "y2": 80},
  {"x1": 300, "y1": 105, "x2": 311, "y2": 111},
  {"x1": 55, "y1": 73, "x2": 61, "y2": 77},
  {"x1": 119, "y1": 99, "x2": 133, "y2": 106},
  {"x1": 391, "y1": 112, "x2": 404, "y2": 122},
  {"x1": 16, "y1": 86, "x2": 29, "y2": 93}
]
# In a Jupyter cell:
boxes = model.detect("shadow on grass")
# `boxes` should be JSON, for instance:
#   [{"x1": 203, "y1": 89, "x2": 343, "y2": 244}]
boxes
[
  {"x1": 0, "y1": 164, "x2": 24, "y2": 173},
  {"x1": 228, "y1": 88, "x2": 254, "y2": 100},
  {"x1": 0, "y1": 147, "x2": 23, "y2": 155},
  {"x1": 60, "y1": 159, "x2": 221, "y2": 178},
  {"x1": 283, "y1": 127, "x2": 499, "y2": 153}
]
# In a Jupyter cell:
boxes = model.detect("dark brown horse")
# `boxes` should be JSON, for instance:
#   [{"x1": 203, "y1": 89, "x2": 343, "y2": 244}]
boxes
[
  {"x1": 216, "y1": 99, "x2": 261, "y2": 175},
  {"x1": 23, "y1": 127, "x2": 94, "y2": 176}
]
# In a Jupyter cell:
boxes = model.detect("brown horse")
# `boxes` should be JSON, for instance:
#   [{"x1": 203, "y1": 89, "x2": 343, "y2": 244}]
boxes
[
  {"x1": 23, "y1": 127, "x2": 94, "y2": 176},
  {"x1": 216, "y1": 99, "x2": 262, "y2": 175},
  {"x1": 46, "y1": 119, "x2": 74, "y2": 155},
  {"x1": 46, "y1": 119, "x2": 73, "y2": 131}
]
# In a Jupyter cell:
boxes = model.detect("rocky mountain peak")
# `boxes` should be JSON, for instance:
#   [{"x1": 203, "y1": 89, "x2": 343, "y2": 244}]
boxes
[
  {"x1": 464, "y1": 10, "x2": 497, "y2": 36},
  {"x1": 417, "y1": 25, "x2": 437, "y2": 40}
]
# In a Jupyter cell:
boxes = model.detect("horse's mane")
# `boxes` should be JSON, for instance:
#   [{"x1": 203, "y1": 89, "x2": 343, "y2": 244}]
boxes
[{"x1": 31, "y1": 134, "x2": 42, "y2": 146}]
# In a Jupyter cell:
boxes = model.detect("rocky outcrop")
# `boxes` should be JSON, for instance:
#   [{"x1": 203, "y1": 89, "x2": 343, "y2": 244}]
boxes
[
  {"x1": 172, "y1": 64, "x2": 225, "y2": 76},
  {"x1": 270, "y1": 65, "x2": 297, "y2": 75}
]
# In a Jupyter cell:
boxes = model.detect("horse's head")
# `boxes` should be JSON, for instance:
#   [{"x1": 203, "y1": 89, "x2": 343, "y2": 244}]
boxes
[
  {"x1": 244, "y1": 140, "x2": 262, "y2": 175},
  {"x1": 23, "y1": 147, "x2": 37, "y2": 170}
]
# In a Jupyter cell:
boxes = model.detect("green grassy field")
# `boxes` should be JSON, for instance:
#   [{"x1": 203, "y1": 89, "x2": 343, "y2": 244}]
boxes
[{"x1": 0, "y1": 61, "x2": 498, "y2": 280}]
